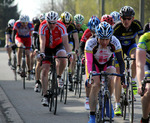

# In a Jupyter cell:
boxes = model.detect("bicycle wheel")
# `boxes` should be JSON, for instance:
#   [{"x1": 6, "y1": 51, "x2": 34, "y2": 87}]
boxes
[
  {"x1": 74, "y1": 61, "x2": 80, "y2": 96},
  {"x1": 128, "y1": 84, "x2": 134, "y2": 123},
  {"x1": 123, "y1": 89, "x2": 128, "y2": 120},
  {"x1": 78, "y1": 63, "x2": 83, "y2": 98},
  {"x1": 13, "y1": 54, "x2": 17, "y2": 81},
  {"x1": 105, "y1": 92, "x2": 112, "y2": 123},
  {"x1": 22, "y1": 60, "x2": 26, "y2": 89},
  {"x1": 96, "y1": 92, "x2": 104, "y2": 123},
  {"x1": 49, "y1": 67, "x2": 57, "y2": 115}
]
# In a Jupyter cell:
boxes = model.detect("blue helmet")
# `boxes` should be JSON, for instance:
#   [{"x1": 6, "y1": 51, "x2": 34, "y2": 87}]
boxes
[
  {"x1": 110, "y1": 11, "x2": 120, "y2": 24},
  {"x1": 87, "y1": 16, "x2": 101, "y2": 32},
  {"x1": 96, "y1": 21, "x2": 113, "y2": 39}
]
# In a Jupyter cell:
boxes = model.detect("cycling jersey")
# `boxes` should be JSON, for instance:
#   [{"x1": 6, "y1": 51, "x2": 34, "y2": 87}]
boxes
[
  {"x1": 113, "y1": 20, "x2": 143, "y2": 50},
  {"x1": 137, "y1": 32, "x2": 150, "y2": 63},
  {"x1": 5, "y1": 27, "x2": 13, "y2": 42},
  {"x1": 33, "y1": 22, "x2": 40, "y2": 50},
  {"x1": 85, "y1": 35, "x2": 125, "y2": 78},
  {"x1": 144, "y1": 22, "x2": 150, "y2": 33},
  {"x1": 39, "y1": 20, "x2": 67, "y2": 49},
  {"x1": 80, "y1": 28, "x2": 92, "y2": 56},
  {"x1": 67, "y1": 23, "x2": 78, "y2": 50},
  {"x1": 13, "y1": 20, "x2": 34, "y2": 38},
  {"x1": 77, "y1": 24, "x2": 88, "y2": 41}
]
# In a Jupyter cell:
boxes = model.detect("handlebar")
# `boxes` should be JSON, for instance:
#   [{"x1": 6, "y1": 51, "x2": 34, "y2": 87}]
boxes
[{"x1": 89, "y1": 71, "x2": 124, "y2": 84}]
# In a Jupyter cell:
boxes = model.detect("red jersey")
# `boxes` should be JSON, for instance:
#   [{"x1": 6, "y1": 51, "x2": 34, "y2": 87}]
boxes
[
  {"x1": 39, "y1": 20, "x2": 68, "y2": 49},
  {"x1": 13, "y1": 20, "x2": 34, "y2": 38},
  {"x1": 80, "y1": 28, "x2": 92, "y2": 43}
]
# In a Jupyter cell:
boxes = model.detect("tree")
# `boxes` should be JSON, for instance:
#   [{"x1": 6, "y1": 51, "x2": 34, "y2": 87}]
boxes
[{"x1": 0, "y1": 0, "x2": 19, "y2": 47}]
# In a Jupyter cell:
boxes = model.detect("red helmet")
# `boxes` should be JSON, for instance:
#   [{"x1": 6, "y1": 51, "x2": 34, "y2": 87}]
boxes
[{"x1": 101, "y1": 14, "x2": 114, "y2": 25}]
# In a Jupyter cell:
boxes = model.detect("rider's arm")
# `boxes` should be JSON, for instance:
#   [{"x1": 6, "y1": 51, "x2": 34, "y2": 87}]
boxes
[
  {"x1": 115, "y1": 50, "x2": 125, "y2": 75},
  {"x1": 12, "y1": 29, "x2": 17, "y2": 43},
  {"x1": 80, "y1": 41, "x2": 85, "y2": 57},
  {"x1": 5, "y1": 34, "x2": 10, "y2": 46},
  {"x1": 73, "y1": 32, "x2": 79, "y2": 51},
  {"x1": 39, "y1": 35, "x2": 46, "y2": 53},
  {"x1": 136, "y1": 49, "x2": 146, "y2": 87},
  {"x1": 62, "y1": 35, "x2": 71, "y2": 53}
]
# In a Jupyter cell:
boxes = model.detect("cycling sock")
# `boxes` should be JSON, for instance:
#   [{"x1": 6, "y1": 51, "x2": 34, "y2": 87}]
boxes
[
  {"x1": 131, "y1": 78, "x2": 136, "y2": 81},
  {"x1": 57, "y1": 75, "x2": 61, "y2": 78},
  {"x1": 90, "y1": 112, "x2": 95, "y2": 115},
  {"x1": 115, "y1": 103, "x2": 120, "y2": 108},
  {"x1": 141, "y1": 117, "x2": 149, "y2": 123}
]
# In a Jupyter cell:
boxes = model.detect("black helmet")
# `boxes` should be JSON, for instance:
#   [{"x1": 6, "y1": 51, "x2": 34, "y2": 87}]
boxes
[
  {"x1": 120, "y1": 6, "x2": 135, "y2": 17},
  {"x1": 32, "y1": 17, "x2": 40, "y2": 25}
]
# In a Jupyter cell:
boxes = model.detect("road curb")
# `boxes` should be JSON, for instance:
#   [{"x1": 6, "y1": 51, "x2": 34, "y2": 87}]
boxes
[{"x1": 0, "y1": 86, "x2": 24, "y2": 123}]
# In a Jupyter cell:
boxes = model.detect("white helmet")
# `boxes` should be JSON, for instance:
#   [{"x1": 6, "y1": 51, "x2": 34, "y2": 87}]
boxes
[
  {"x1": 19, "y1": 14, "x2": 30, "y2": 22},
  {"x1": 39, "y1": 13, "x2": 45, "y2": 21},
  {"x1": 8, "y1": 19, "x2": 15, "y2": 28},
  {"x1": 45, "y1": 11, "x2": 59, "y2": 23}
]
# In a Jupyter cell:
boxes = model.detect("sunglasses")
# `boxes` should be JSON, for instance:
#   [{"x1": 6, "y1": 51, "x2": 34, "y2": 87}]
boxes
[
  {"x1": 48, "y1": 21, "x2": 56, "y2": 24},
  {"x1": 64, "y1": 23, "x2": 70, "y2": 25},
  {"x1": 122, "y1": 17, "x2": 132, "y2": 20}
]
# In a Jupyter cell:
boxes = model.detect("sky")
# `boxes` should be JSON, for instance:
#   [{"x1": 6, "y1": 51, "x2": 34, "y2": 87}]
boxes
[{"x1": 14, "y1": 0, "x2": 46, "y2": 20}]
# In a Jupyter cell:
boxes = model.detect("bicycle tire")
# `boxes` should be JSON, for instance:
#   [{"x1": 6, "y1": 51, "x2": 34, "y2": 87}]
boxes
[
  {"x1": 123, "y1": 90, "x2": 127, "y2": 120},
  {"x1": 107, "y1": 93, "x2": 112, "y2": 123},
  {"x1": 128, "y1": 84, "x2": 134, "y2": 123},
  {"x1": 22, "y1": 60, "x2": 26, "y2": 89},
  {"x1": 64, "y1": 69, "x2": 68, "y2": 104},
  {"x1": 49, "y1": 70, "x2": 57, "y2": 115},
  {"x1": 78, "y1": 64, "x2": 82, "y2": 98},
  {"x1": 13, "y1": 54, "x2": 17, "y2": 81},
  {"x1": 96, "y1": 91, "x2": 104, "y2": 123}
]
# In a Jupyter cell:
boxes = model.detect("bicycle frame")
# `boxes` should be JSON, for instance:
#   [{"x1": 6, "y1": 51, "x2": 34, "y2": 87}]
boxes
[{"x1": 89, "y1": 71, "x2": 123, "y2": 123}]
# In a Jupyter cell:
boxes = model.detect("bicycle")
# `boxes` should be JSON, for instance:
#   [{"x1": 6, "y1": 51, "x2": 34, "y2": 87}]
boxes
[
  {"x1": 46, "y1": 55, "x2": 68, "y2": 115},
  {"x1": 74, "y1": 53, "x2": 83, "y2": 98},
  {"x1": 89, "y1": 71, "x2": 124, "y2": 123},
  {"x1": 120, "y1": 56, "x2": 135, "y2": 123}
]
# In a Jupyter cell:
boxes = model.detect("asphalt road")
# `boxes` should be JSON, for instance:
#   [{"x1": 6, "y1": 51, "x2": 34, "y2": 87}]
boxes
[{"x1": 0, "y1": 50, "x2": 143, "y2": 123}]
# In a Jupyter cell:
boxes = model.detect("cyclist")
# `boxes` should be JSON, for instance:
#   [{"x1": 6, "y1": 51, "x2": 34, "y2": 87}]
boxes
[
  {"x1": 39, "y1": 11, "x2": 72, "y2": 106},
  {"x1": 113, "y1": 6, "x2": 143, "y2": 115},
  {"x1": 31, "y1": 17, "x2": 42, "y2": 92},
  {"x1": 143, "y1": 22, "x2": 150, "y2": 33},
  {"x1": 12, "y1": 14, "x2": 34, "y2": 80},
  {"x1": 60, "y1": 11, "x2": 79, "y2": 91},
  {"x1": 110, "y1": 11, "x2": 121, "y2": 24},
  {"x1": 80, "y1": 15, "x2": 101, "y2": 110},
  {"x1": 101, "y1": 14, "x2": 114, "y2": 26},
  {"x1": 39, "y1": 13, "x2": 45, "y2": 22},
  {"x1": 86, "y1": 22, "x2": 125, "y2": 123},
  {"x1": 74, "y1": 14, "x2": 88, "y2": 41},
  {"x1": 136, "y1": 32, "x2": 150, "y2": 123},
  {"x1": 5, "y1": 19, "x2": 15, "y2": 66}
]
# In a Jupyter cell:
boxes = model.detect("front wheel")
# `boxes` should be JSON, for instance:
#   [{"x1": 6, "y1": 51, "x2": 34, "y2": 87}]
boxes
[{"x1": 128, "y1": 84, "x2": 134, "y2": 123}]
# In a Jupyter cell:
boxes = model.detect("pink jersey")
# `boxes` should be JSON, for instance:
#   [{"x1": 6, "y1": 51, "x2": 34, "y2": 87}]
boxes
[
  {"x1": 80, "y1": 28, "x2": 92, "y2": 43},
  {"x1": 39, "y1": 20, "x2": 68, "y2": 49},
  {"x1": 13, "y1": 20, "x2": 34, "y2": 38}
]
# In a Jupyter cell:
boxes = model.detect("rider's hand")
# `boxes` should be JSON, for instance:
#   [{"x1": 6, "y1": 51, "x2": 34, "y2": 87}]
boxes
[
  {"x1": 37, "y1": 52, "x2": 45, "y2": 60},
  {"x1": 67, "y1": 52, "x2": 73, "y2": 62}
]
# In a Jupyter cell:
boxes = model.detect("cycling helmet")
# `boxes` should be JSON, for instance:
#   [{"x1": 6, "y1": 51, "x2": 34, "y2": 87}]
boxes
[
  {"x1": 19, "y1": 14, "x2": 30, "y2": 22},
  {"x1": 39, "y1": 13, "x2": 45, "y2": 21},
  {"x1": 8, "y1": 19, "x2": 15, "y2": 28},
  {"x1": 96, "y1": 21, "x2": 113, "y2": 39},
  {"x1": 120, "y1": 6, "x2": 135, "y2": 17},
  {"x1": 74, "y1": 14, "x2": 84, "y2": 24},
  {"x1": 61, "y1": 11, "x2": 73, "y2": 23},
  {"x1": 32, "y1": 17, "x2": 40, "y2": 25},
  {"x1": 101, "y1": 14, "x2": 114, "y2": 25},
  {"x1": 110, "y1": 11, "x2": 120, "y2": 23},
  {"x1": 45, "y1": 11, "x2": 59, "y2": 23},
  {"x1": 87, "y1": 16, "x2": 101, "y2": 32}
]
